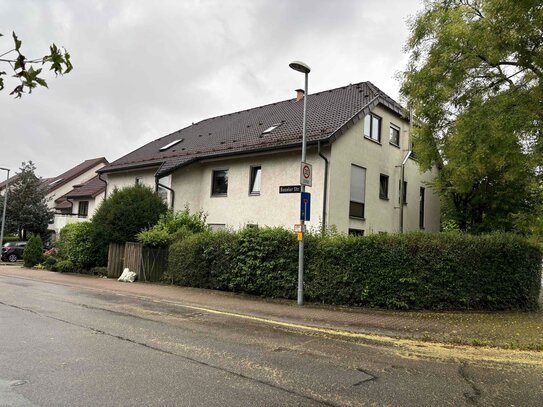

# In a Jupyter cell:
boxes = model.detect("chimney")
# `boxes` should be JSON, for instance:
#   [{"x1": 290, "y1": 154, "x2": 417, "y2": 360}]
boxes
[{"x1": 295, "y1": 88, "x2": 305, "y2": 102}]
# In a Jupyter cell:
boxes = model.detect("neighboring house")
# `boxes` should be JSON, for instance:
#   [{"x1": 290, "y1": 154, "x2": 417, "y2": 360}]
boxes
[
  {"x1": 46, "y1": 158, "x2": 109, "y2": 235},
  {"x1": 0, "y1": 174, "x2": 20, "y2": 197},
  {"x1": 98, "y1": 82, "x2": 440, "y2": 234},
  {"x1": 52, "y1": 175, "x2": 107, "y2": 233}
]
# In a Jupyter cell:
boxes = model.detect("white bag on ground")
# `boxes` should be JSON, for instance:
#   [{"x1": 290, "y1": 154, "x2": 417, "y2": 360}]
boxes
[{"x1": 118, "y1": 268, "x2": 137, "y2": 283}]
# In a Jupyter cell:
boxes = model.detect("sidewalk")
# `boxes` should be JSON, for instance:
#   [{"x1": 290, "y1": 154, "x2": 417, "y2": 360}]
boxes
[{"x1": 1, "y1": 264, "x2": 542, "y2": 351}]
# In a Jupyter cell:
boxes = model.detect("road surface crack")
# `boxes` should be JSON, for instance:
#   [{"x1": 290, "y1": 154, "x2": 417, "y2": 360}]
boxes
[
  {"x1": 0, "y1": 300, "x2": 339, "y2": 407},
  {"x1": 459, "y1": 363, "x2": 482, "y2": 405}
]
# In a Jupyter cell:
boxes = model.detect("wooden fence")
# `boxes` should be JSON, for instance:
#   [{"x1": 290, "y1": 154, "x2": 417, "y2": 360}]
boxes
[
  {"x1": 107, "y1": 242, "x2": 168, "y2": 282},
  {"x1": 107, "y1": 243, "x2": 125, "y2": 279}
]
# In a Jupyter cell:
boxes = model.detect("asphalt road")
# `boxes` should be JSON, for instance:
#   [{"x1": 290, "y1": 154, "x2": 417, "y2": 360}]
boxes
[{"x1": 0, "y1": 274, "x2": 542, "y2": 406}]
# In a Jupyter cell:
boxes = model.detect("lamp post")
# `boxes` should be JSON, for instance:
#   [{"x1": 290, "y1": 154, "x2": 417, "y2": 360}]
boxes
[
  {"x1": 289, "y1": 60, "x2": 310, "y2": 306},
  {"x1": 0, "y1": 167, "x2": 10, "y2": 251}
]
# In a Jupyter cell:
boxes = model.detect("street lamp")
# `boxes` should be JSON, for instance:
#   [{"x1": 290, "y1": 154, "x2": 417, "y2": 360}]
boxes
[
  {"x1": 289, "y1": 60, "x2": 310, "y2": 306},
  {"x1": 0, "y1": 167, "x2": 10, "y2": 251}
]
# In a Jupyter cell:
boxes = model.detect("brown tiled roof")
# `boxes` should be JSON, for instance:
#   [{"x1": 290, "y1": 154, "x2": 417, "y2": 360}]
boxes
[
  {"x1": 66, "y1": 175, "x2": 106, "y2": 199},
  {"x1": 54, "y1": 198, "x2": 72, "y2": 210},
  {"x1": 99, "y1": 81, "x2": 406, "y2": 178},
  {"x1": 45, "y1": 157, "x2": 108, "y2": 193},
  {"x1": 54, "y1": 175, "x2": 106, "y2": 209}
]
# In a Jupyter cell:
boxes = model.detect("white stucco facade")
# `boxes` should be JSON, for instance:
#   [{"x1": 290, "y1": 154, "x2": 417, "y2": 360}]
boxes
[{"x1": 105, "y1": 105, "x2": 441, "y2": 234}]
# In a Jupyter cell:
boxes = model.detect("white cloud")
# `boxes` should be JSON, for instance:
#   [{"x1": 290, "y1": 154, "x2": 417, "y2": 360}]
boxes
[{"x1": 0, "y1": 0, "x2": 423, "y2": 177}]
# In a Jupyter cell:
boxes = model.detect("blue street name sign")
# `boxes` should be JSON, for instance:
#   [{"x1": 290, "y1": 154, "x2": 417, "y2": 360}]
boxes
[{"x1": 300, "y1": 192, "x2": 311, "y2": 221}]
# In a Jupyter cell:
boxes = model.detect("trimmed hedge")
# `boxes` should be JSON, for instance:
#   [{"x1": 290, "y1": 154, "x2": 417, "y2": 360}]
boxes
[
  {"x1": 58, "y1": 222, "x2": 98, "y2": 270},
  {"x1": 167, "y1": 229, "x2": 542, "y2": 310}
]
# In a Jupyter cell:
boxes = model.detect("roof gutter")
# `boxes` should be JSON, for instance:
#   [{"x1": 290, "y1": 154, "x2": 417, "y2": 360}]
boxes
[
  {"x1": 97, "y1": 162, "x2": 163, "y2": 175},
  {"x1": 155, "y1": 140, "x2": 327, "y2": 178}
]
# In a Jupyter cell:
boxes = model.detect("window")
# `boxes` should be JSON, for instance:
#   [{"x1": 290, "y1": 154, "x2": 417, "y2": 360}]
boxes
[
  {"x1": 262, "y1": 123, "x2": 282, "y2": 134},
  {"x1": 379, "y1": 174, "x2": 389, "y2": 200},
  {"x1": 135, "y1": 177, "x2": 142, "y2": 185},
  {"x1": 211, "y1": 169, "x2": 228, "y2": 196},
  {"x1": 78, "y1": 201, "x2": 89, "y2": 217},
  {"x1": 159, "y1": 139, "x2": 183, "y2": 151},
  {"x1": 349, "y1": 164, "x2": 366, "y2": 218},
  {"x1": 389, "y1": 124, "x2": 400, "y2": 146},
  {"x1": 348, "y1": 229, "x2": 364, "y2": 236},
  {"x1": 364, "y1": 113, "x2": 382, "y2": 142},
  {"x1": 249, "y1": 166, "x2": 261, "y2": 195},
  {"x1": 419, "y1": 187, "x2": 425, "y2": 229},
  {"x1": 209, "y1": 224, "x2": 226, "y2": 231},
  {"x1": 399, "y1": 181, "x2": 407, "y2": 204}
]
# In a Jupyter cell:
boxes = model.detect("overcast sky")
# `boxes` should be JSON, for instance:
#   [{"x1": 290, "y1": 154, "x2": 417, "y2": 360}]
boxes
[{"x1": 0, "y1": 0, "x2": 423, "y2": 178}]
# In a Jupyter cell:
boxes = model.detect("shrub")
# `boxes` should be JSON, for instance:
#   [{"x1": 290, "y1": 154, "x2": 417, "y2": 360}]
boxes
[
  {"x1": 305, "y1": 232, "x2": 542, "y2": 310},
  {"x1": 43, "y1": 256, "x2": 57, "y2": 270},
  {"x1": 166, "y1": 230, "x2": 237, "y2": 288},
  {"x1": 2, "y1": 235, "x2": 19, "y2": 243},
  {"x1": 90, "y1": 266, "x2": 108, "y2": 277},
  {"x1": 167, "y1": 229, "x2": 542, "y2": 311},
  {"x1": 138, "y1": 207, "x2": 209, "y2": 247},
  {"x1": 54, "y1": 259, "x2": 75, "y2": 273},
  {"x1": 58, "y1": 222, "x2": 98, "y2": 270},
  {"x1": 23, "y1": 234, "x2": 43, "y2": 267},
  {"x1": 91, "y1": 185, "x2": 168, "y2": 265}
]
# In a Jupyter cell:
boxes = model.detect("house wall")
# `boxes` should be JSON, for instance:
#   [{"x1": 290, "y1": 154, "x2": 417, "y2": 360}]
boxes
[
  {"x1": 105, "y1": 105, "x2": 440, "y2": 234},
  {"x1": 170, "y1": 149, "x2": 327, "y2": 230},
  {"x1": 105, "y1": 168, "x2": 159, "y2": 196},
  {"x1": 50, "y1": 192, "x2": 106, "y2": 235},
  {"x1": 46, "y1": 162, "x2": 106, "y2": 207},
  {"x1": 328, "y1": 105, "x2": 440, "y2": 233}
]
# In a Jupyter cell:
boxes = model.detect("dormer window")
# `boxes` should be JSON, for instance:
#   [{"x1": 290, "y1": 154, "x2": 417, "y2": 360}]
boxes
[
  {"x1": 159, "y1": 139, "x2": 183, "y2": 151},
  {"x1": 262, "y1": 123, "x2": 282, "y2": 134}
]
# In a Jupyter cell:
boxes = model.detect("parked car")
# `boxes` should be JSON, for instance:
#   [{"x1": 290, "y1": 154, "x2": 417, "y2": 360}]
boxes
[{"x1": 1, "y1": 241, "x2": 27, "y2": 262}]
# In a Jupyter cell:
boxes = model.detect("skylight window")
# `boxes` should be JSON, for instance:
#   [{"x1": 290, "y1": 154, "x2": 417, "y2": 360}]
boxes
[
  {"x1": 159, "y1": 139, "x2": 183, "y2": 151},
  {"x1": 49, "y1": 178, "x2": 63, "y2": 186},
  {"x1": 262, "y1": 123, "x2": 282, "y2": 134}
]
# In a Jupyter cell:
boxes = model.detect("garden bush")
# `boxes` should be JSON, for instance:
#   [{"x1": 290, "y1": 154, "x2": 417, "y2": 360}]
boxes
[
  {"x1": 166, "y1": 230, "x2": 238, "y2": 288},
  {"x1": 58, "y1": 222, "x2": 98, "y2": 270},
  {"x1": 167, "y1": 229, "x2": 541, "y2": 310},
  {"x1": 54, "y1": 259, "x2": 75, "y2": 273},
  {"x1": 23, "y1": 234, "x2": 43, "y2": 267},
  {"x1": 138, "y1": 207, "x2": 209, "y2": 247},
  {"x1": 91, "y1": 185, "x2": 168, "y2": 265},
  {"x1": 90, "y1": 266, "x2": 108, "y2": 277}
]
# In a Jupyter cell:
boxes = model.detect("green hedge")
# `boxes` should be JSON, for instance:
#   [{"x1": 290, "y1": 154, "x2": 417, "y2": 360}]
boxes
[
  {"x1": 58, "y1": 222, "x2": 99, "y2": 270},
  {"x1": 167, "y1": 229, "x2": 542, "y2": 310}
]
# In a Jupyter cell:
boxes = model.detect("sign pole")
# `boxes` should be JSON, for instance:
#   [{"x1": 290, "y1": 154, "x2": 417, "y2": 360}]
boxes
[{"x1": 298, "y1": 70, "x2": 309, "y2": 306}]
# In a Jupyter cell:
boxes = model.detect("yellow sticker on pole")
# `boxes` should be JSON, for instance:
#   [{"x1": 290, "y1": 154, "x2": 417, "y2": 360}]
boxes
[{"x1": 297, "y1": 232, "x2": 303, "y2": 241}]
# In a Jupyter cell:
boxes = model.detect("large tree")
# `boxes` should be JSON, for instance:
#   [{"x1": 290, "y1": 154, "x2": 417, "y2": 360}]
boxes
[
  {"x1": 401, "y1": 0, "x2": 542, "y2": 233},
  {"x1": 0, "y1": 162, "x2": 54, "y2": 239},
  {"x1": 0, "y1": 32, "x2": 72, "y2": 97}
]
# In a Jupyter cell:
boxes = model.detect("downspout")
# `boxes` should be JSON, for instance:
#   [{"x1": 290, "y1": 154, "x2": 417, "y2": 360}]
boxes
[
  {"x1": 98, "y1": 173, "x2": 108, "y2": 198},
  {"x1": 317, "y1": 141, "x2": 329, "y2": 233},
  {"x1": 156, "y1": 178, "x2": 175, "y2": 210},
  {"x1": 66, "y1": 197, "x2": 75, "y2": 216},
  {"x1": 399, "y1": 150, "x2": 412, "y2": 233}
]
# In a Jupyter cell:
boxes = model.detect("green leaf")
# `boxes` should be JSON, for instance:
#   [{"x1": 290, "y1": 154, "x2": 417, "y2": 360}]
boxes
[{"x1": 11, "y1": 31, "x2": 21, "y2": 50}]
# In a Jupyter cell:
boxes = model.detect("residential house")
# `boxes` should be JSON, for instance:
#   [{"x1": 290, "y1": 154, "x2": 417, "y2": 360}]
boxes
[
  {"x1": 98, "y1": 82, "x2": 440, "y2": 234},
  {"x1": 47, "y1": 158, "x2": 109, "y2": 235},
  {"x1": 0, "y1": 174, "x2": 19, "y2": 197}
]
